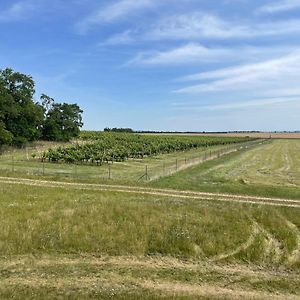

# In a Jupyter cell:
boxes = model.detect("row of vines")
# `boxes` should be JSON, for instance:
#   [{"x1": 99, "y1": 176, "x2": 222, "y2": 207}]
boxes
[{"x1": 42, "y1": 132, "x2": 255, "y2": 164}]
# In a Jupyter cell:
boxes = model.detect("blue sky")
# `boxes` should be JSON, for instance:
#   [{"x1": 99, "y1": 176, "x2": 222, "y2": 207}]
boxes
[{"x1": 0, "y1": 0, "x2": 300, "y2": 131}]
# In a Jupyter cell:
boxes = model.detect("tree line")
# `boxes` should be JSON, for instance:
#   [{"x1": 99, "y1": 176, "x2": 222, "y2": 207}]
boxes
[
  {"x1": 0, "y1": 68, "x2": 83, "y2": 147},
  {"x1": 104, "y1": 127, "x2": 134, "y2": 133}
]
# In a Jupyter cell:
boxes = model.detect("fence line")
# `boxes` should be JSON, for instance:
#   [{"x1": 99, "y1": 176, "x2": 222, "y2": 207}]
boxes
[
  {"x1": 0, "y1": 139, "x2": 269, "y2": 182},
  {"x1": 142, "y1": 139, "x2": 268, "y2": 181}
]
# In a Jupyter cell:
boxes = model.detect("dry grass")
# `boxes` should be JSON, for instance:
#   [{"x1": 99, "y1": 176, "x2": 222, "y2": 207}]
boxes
[{"x1": 162, "y1": 132, "x2": 300, "y2": 139}]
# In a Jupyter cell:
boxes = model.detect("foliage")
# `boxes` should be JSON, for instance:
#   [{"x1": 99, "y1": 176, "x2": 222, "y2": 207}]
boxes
[
  {"x1": 43, "y1": 102, "x2": 83, "y2": 141},
  {"x1": 0, "y1": 68, "x2": 44, "y2": 146},
  {"x1": 43, "y1": 132, "x2": 254, "y2": 164},
  {"x1": 104, "y1": 127, "x2": 134, "y2": 133},
  {"x1": 0, "y1": 68, "x2": 83, "y2": 146}
]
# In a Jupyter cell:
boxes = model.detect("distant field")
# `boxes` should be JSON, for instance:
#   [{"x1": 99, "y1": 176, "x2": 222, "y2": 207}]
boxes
[
  {"x1": 157, "y1": 132, "x2": 300, "y2": 139},
  {"x1": 204, "y1": 132, "x2": 300, "y2": 139}
]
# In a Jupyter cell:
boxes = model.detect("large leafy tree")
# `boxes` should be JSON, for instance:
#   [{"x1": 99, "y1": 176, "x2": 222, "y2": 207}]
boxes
[
  {"x1": 0, "y1": 68, "x2": 84, "y2": 146},
  {"x1": 0, "y1": 81, "x2": 13, "y2": 146},
  {"x1": 0, "y1": 68, "x2": 44, "y2": 146},
  {"x1": 43, "y1": 102, "x2": 83, "y2": 141}
]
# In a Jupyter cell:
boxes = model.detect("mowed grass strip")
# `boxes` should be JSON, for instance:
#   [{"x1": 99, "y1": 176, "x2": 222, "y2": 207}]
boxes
[
  {"x1": 152, "y1": 140, "x2": 300, "y2": 199},
  {"x1": 1, "y1": 255, "x2": 300, "y2": 300}
]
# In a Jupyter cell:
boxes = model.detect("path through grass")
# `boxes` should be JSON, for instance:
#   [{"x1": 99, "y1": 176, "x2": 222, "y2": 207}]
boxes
[{"x1": 0, "y1": 181, "x2": 300, "y2": 299}]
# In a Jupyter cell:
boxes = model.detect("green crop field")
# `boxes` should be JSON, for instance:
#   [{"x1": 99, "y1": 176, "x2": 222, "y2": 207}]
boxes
[{"x1": 0, "y1": 136, "x2": 299, "y2": 299}]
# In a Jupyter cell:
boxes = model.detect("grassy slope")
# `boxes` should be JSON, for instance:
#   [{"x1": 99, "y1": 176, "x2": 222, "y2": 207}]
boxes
[
  {"x1": 151, "y1": 140, "x2": 300, "y2": 199},
  {"x1": 0, "y1": 182, "x2": 300, "y2": 299}
]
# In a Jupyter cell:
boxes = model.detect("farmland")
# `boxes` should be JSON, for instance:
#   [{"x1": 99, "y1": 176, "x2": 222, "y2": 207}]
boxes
[
  {"x1": 158, "y1": 132, "x2": 300, "y2": 139},
  {"x1": 153, "y1": 139, "x2": 300, "y2": 199},
  {"x1": 43, "y1": 132, "x2": 253, "y2": 163},
  {"x1": 0, "y1": 135, "x2": 299, "y2": 299},
  {"x1": 0, "y1": 133, "x2": 257, "y2": 182}
]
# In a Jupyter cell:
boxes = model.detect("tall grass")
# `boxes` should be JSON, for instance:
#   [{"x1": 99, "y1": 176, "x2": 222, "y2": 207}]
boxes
[{"x1": 0, "y1": 182, "x2": 299, "y2": 269}]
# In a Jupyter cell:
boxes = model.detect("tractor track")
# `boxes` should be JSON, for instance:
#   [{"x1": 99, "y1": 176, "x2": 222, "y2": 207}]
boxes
[{"x1": 0, "y1": 176, "x2": 300, "y2": 209}]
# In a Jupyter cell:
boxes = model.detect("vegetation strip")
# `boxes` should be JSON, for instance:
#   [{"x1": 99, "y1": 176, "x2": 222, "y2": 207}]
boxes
[
  {"x1": 0, "y1": 176, "x2": 299, "y2": 208},
  {"x1": 1, "y1": 255, "x2": 299, "y2": 299},
  {"x1": 43, "y1": 132, "x2": 255, "y2": 164}
]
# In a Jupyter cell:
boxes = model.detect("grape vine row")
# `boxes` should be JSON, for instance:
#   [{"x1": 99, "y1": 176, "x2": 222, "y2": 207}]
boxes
[{"x1": 43, "y1": 132, "x2": 254, "y2": 164}]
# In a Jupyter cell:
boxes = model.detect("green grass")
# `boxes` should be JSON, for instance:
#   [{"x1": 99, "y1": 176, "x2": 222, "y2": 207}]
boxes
[
  {"x1": 0, "y1": 139, "x2": 300, "y2": 299},
  {"x1": 152, "y1": 140, "x2": 300, "y2": 199},
  {"x1": 0, "y1": 181, "x2": 300, "y2": 299},
  {"x1": 0, "y1": 183, "x2": 253, "y2": 257}
]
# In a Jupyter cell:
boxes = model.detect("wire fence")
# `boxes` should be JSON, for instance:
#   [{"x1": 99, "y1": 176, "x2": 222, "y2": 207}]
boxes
[{"x1": 0, "y1": 139, "x2": 269, "y2": 182}]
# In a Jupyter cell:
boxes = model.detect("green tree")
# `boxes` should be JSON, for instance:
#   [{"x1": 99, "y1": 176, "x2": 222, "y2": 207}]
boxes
[
  {"x1": 0, "y1": 68, "x2": 84, "y2": 146},
  {"x1": 0, "y1": 68, "x2": 44, "y2": 146},
  {"x1": 40, "y1": 93, "x2": 54, "y2": 115},
  {"x1": 43, "y1": 103, "x2": 83, "y2": 141}
]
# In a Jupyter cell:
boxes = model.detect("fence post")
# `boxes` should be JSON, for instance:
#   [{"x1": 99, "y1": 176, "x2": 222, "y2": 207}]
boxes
[
  {"x1": 11, "y1": 154, "x2": 14, "y2": 173},
  {"x1": 42, "y1": 159, "x2": 45, "y2": 176},
  {"x1": 74, "y1": 164, "x2": 78, "y2": 179},
  {"x1": 176, "y1": 159, "x2": 178, "y2": 171},
  {"x1": 146, "y1": 165, "x2": 149, "y2": 180},
  {"x1": 163, "y1": 163, "x2": 165, "y2": 177},
  {"x1": 108, "y1": 165, "x2": 111, "y2": 179}
]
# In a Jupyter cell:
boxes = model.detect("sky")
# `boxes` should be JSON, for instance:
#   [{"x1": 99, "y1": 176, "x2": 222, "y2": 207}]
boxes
[{"x1": 0, "y1": 0, "x2": 300, "y2": 131}]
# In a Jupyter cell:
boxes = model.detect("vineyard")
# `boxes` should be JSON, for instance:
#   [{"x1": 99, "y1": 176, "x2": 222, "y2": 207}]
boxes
[{"x1": 42, "y1": 132, "x2": 254, "y2": 164}]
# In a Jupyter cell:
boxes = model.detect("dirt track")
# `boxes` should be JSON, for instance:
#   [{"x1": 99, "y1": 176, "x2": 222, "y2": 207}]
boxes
[{"x1": 0, "y1": 176, "x2": 299, "y2": 209}]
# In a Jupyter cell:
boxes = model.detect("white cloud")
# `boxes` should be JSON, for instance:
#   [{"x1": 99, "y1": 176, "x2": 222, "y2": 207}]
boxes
[
  {"x1": 172, "y1": 97, "x2": 300, "y2": 111},
  {"x1": 147, "y1": 12, "x2": 300, "y2": 40},
  {"x1": 149, "y1": 13, "x2": 247, "y2": 40},
  {"x1": 77, "y1": 0, "x2": 154, "y2": 33},
  {"x1": 257, "y1": 0, "x2": 300, "y2": 14},
  {"x1": 175, "y1": 51, "x2": 300, "y2": 93},
  {"x1": 99, "y1": 30, "x2": 135, "y2": 46},
  {"x1": 128, "y1": 43, "x2": 232, "y2": 65},
  {"x1": 0, "y1": 1, "x2": 37, "y2": 22}
]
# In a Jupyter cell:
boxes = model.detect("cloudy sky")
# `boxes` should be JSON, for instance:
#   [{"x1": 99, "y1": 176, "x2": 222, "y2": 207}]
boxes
[{"x1": 1, "y1": 0, "x2": 300, "y2": 131}]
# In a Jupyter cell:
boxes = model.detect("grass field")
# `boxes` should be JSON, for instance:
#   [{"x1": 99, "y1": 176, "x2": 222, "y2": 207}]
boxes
[
  {"x1": 0, "y1": 138, "x2": 299, "y2": 299},
  {"x1": 153, "y1": 140, "x2": 300, "y2": 199},
  {"x1": 0, "y1": 182, "x2": 300, "y2": 299}
]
